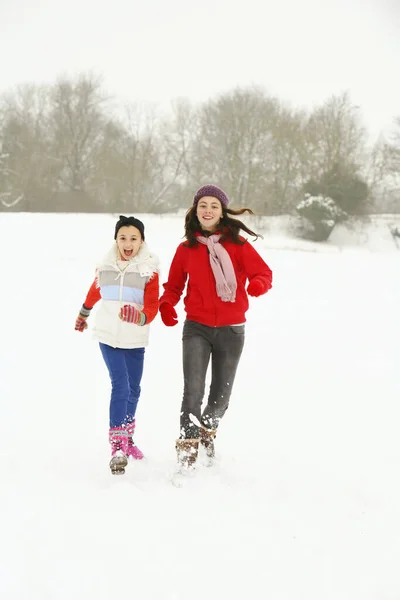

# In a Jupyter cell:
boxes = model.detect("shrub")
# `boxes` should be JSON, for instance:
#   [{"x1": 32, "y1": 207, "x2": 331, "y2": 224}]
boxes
[{"x1": 296, "y1": 193, "x2": 348, "y2": 241}]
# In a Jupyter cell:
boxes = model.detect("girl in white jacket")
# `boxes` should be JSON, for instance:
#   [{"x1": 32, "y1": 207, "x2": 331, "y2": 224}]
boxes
[{"x1": 75, "y1": 215, "x2": 159, "y2": 475}]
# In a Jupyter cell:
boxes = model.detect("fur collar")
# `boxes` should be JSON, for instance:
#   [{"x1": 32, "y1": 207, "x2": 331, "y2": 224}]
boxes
[{"x1": 97, "y1": 242, "x2": 160, "y2": 278}]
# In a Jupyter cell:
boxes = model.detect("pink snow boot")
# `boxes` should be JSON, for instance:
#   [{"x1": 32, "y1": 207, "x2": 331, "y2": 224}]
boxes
[
  {"x1": 109, "y1": 427, "x2": 128, "y2": 475},
  {"x1": 126, "y1": 419, "x2": 144, "y2": 460}
]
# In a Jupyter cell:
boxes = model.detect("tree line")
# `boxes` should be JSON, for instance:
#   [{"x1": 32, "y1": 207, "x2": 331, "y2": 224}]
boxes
[{"x1": 0, "y1": 73, "x2": 399, "y2": 214}]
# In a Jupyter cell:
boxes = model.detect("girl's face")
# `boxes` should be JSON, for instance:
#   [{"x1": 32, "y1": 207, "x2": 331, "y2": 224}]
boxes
[
  {"x1": 196, "y1": 196, "x2": 223, "y2": 232},
  {"x1": 116, "y1": 225, "x2": 143, "y2": 260}
]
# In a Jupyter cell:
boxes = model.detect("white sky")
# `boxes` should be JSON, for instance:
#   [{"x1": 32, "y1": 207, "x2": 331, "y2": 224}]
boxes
[{"x1": 0, "y1": 0, "x2": 399, "y2": 139}]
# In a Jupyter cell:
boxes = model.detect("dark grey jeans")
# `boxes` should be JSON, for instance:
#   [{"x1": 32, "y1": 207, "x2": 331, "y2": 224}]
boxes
[{"x1": 180, "y1": 319, "x2": 245, "y2": 439}]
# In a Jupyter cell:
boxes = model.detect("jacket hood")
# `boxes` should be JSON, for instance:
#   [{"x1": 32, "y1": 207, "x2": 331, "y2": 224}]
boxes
[{"x1": 98, "y1": 242, "x2": 160, "y2": 277}]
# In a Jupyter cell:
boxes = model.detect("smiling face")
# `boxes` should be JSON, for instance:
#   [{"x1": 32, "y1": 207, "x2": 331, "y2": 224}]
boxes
[
  {"x1": 116, "y1": 225, "x2": 143, "y2": 260},
  {"x1": 196, "y1": 196, "x2": 223, "y2": 232}
]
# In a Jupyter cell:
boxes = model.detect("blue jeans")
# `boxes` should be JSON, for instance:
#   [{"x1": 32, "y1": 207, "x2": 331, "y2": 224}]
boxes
[{"x1": 99, "y1": 343, "x2": 145, "y2": 428}]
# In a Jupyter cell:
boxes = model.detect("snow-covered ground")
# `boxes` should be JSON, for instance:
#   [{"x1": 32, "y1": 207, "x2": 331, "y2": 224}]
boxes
[{"x1": 1, "y1": 212, "x2": 399, "y2": 600}]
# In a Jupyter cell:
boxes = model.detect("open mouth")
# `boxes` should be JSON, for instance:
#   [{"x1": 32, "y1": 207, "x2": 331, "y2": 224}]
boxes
[{"x1": 124, "y1": 250, "x2": 133, "y2": 257}]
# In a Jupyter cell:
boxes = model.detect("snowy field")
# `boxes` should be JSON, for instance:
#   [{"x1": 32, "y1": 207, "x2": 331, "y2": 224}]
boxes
[{"x1": 1, "y1": 212, "x2": 399, "y2": 600}]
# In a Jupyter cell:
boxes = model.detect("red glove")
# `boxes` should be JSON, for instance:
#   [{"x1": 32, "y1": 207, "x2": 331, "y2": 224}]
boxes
[
  {"x1": 75, "y1": 316, "x2": 88, "y2": 332},
  {"x1": 159, "y1": 303, "x2": 178, "y2": 327},
  {"x1": 75, "y1": 305, "x2": 91, "y2": 332},
  {"x1": 119, "y1": 305, "x2": 146, "y2": 326},
  {"x1": 247, "y1": 278, "x2": 265, "y2": 297}
]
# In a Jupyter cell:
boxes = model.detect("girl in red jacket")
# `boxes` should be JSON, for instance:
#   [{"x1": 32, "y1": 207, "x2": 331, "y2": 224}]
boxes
[{"x1": 159, "y1": 185, "x2": 272, "y2": 471}]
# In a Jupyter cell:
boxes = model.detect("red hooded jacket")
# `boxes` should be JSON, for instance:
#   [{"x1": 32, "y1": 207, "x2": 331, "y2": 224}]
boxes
[{"x1": 159, "y1": 235, "x2": 272, "y2": 327}]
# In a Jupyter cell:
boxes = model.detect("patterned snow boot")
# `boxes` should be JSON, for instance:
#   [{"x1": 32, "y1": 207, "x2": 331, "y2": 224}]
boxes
[
  {"x1": 200, "y1": 426, "x2": 217, "y2": 460},
  {"x1": 109, "y1": 427, "x2": 128, "y2": 475},
  {"x1": 175, "y1": 438, "x2": 200, "y2": 471},
  {"x1": 126, "y1": 419, "x2": 144, "y2": 460}
]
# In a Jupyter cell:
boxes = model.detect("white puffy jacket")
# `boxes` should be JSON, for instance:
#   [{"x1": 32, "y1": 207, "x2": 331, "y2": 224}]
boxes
[{"x1": 92, "y1": 243, "x2": 159, "y2": 349}]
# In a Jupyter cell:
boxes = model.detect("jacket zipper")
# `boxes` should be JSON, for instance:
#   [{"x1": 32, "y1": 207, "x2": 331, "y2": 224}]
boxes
[{"x1": 115, "y1": 270, "x2": 125, "y2": 346}]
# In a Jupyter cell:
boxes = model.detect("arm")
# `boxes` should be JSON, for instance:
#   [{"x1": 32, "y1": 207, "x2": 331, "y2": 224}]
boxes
[
  {"x1": 241, "y1": 241, "x2": 273, "y2": 296},
  {"x1": 142, "y1": 273, "x2": 160, "y2": 325},
  {"x1": 159, "y1": 245, "x2": 188, "y2": 307},
  {"x1": 83, "y1": 278, "x2": 102, "y2": 309},
  {"x1": 75, "y1": 277, "x2": 101, "y2": 331}
]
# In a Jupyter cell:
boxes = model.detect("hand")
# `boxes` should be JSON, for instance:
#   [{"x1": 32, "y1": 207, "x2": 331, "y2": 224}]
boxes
[
  {"x1": 119, "y1": 305, "x2": 146, "y2": 326},
  {"x1": 247, "y1": 278, "x2": 265, "y2": 297},
  {"x1": 75, "y1": 316, "x2": 88, "y2": 332},
  {"x1": 159, "y1": 302, "x2": 178, "y2": 327}
]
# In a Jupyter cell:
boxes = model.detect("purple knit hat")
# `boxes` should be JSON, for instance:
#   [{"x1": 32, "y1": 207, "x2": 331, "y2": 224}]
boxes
[{"x1": 193, "y1": 185, "x2": 230, "y2": 207}]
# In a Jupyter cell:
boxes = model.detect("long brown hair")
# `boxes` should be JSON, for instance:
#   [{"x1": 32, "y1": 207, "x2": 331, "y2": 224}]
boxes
[{"x1": 184, "y1": 204, "x2": 263, "y2": 247}]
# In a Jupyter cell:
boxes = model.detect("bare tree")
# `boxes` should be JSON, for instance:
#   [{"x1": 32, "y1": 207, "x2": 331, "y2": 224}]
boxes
[
  {"x1": 154, "y1": 98, "x2": 200, "y2": 208},
  {"x1": 0, "y1": 137, "x2": 23, "y2": 208},
  {"x1": 48, "y1": 73, "x2": 109, "y2": 193},
  {"x1": 300, "y1": 92, "x2": 366, "y2": 181},
  {"x1": 264, "y1": 105, "x2": 307, "y2": 212},
  {"x1": 386, "y1": 117, "x2": 400, "y2": 187},
  {"x1": 119, "y1": 102, "x2": 164, "y2": 211},
  {"x1": 0, "y1": 84, "x2": 53, "y2": 209},
  {"x1": 84, "y1": 118, "x2": 126, "y2": 210},
  {"x1": 184, "y1": 87, "x2": 312, "y2": 213},
  {"x1": 371, "y1": 117, "x2": 400, "y2": 212},
  {"x1": 363, "y1": 135, "x2": 395, "y2": 204},
  {"x1": 0, "y1": 76, "x2": 381, "y2": 215},
  {"x1": 188, "y1": 87, "x2": 282, "y2": 209},
  {"x1": 105, "y1": 101, "x2": 188, "y2": 212}
]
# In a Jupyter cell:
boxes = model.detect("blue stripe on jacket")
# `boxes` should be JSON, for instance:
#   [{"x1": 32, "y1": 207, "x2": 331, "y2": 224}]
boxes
[{"x1": 100, "y1": 285, "x2": 145, "y2": 303}]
